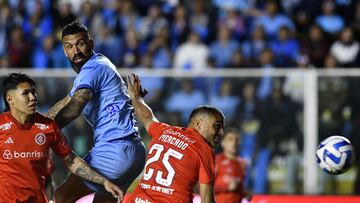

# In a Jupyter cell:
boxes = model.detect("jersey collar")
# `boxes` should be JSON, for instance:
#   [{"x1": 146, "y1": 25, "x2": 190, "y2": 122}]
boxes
[{"x1": 7, "y1": 112, "x2": 35, "y2": 130}]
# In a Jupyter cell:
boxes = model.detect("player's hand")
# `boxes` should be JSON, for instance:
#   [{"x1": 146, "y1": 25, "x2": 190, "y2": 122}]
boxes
[
  {"x1": 127, "y1": 73, "x2": 142, "y2": 99},
  {"x1": 139, "y1": 85, "x2": 148, "y2": 98},
  {"x1": 127, "y1": 73, "x2": 148, "y2": 98},
  {"x1": 104, "y1": 180, "x2": 124, "y2": 203}
]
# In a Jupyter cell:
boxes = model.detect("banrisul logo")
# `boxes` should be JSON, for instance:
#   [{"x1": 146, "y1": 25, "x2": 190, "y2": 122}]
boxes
[
  {"x1": 2, "y1": 150, "x2": 47, "y2": 160},
  {"x1": 3, "y1": 150, "x2": 12, "y2": 159}
]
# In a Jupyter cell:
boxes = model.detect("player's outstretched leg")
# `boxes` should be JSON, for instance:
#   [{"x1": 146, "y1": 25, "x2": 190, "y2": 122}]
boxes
[{"x1": 55, "y1": 174, "x2": 93, "y2": 203}]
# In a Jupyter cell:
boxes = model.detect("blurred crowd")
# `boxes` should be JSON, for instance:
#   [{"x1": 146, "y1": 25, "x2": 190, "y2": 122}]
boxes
[
  {"x1": 0, "y1": 0, "x2": 360, "y2": 69},
  {"x1": 1, "y1": 0, "x2": 360, "y2": 195}
]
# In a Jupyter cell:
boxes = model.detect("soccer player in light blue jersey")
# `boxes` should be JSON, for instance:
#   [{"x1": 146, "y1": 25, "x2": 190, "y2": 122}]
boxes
[{"x1": 45, "y1": 21, "x2": 147, "y2": 203}]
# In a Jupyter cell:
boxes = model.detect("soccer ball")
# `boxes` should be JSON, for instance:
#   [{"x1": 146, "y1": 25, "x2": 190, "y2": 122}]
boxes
[{"x1": 316, "y1": 136, "x2": 355, "y2": 175}]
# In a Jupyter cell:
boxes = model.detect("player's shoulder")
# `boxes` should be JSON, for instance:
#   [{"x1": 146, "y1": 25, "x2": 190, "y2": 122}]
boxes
[
  {"x1": 236, "y1": 156, "x2": 247, "y2": 166},
  {"x1": 232, "y1": 156, "x2": 247, "y2": 169},
  {"x1": 0, "y1": 112, "x2": 11, "y2": 126},
  {"x1": 34, "y1": 112, "x2": 52, "y2": 122},
  {"x1": 215, "y1": 153, "x2": 227, "y2": 162},
  {"x1": 149, "y1": 122, "x2": 172, "y2": 133},
  {"x1": 0, "y1": 112, "x2": 9, "y2": 120},
  {"x1": 192, "y1": 137, "x2": 214, "y2": 159},
  {"x1": 215, "y1": 153, "x2": 224, "y2": 159},
  {"x1": 33, "y1": 112, "x2": 57, "y2": 128},
  {"x1": 191, "y1": 131, "x2": 212, "y2": 150},
  {"x1": 88, "y1": 53, "x2": 114, "y2": 69}
]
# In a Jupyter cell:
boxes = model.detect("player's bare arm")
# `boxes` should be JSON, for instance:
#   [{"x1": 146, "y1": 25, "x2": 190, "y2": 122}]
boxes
[
  {"x1": 45, "y1": 96, "x2": 71, "y2": 119},
  {"x1": 62, "y1": 152, "x2": 124, "y2": 201},
  {"x1": 200, "y1": 183, "x2": 216, "y2": 203},
  {"x1": 126, "y1": 73, "x2": 158, "y2": 131},
  {"x1": 55, "y1": 88, "x2": 92, "y2": 128}
]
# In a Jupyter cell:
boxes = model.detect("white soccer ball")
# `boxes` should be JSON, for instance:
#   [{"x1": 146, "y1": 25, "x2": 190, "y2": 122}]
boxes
[{"x1": 316, "y1": 135, "x2": 355, "y2": 175}]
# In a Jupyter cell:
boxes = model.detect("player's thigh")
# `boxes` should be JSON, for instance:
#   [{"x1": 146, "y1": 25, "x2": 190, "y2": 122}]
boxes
[
  {"x1": 92, "y1": 140, "x2": 145, "y2": 178},
  {"x1": 55, "y1": 174, "x2": 93, "y2": 202},
  {"x1": 84, "y1": 140, "x2": 146, "y2": 192}
]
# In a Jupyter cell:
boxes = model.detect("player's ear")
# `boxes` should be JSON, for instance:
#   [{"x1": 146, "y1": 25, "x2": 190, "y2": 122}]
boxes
[
  {"x1": 6, "y1": 95, "x2": 13, "y2": 105},
  {"x1": 89, "y1": 39, "x2": 94, "y2": 50},
  {"x1": 195, "y1": 118, "x2": 203, "y2": 131},
  {"x1": 63, "y1": 46, "x2": 68, "y2": 57}
]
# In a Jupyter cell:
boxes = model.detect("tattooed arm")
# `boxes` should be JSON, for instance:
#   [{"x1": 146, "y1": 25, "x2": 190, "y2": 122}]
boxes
[
  {"x1": 62, "y1": 152, "x2": 124, "y2": 200},
  {"x1": 45, "y1": 96, "x2": 71, "y2": 119},
  {"x1": 54, "y1": 88, "x2": 92, "y2": 128}
]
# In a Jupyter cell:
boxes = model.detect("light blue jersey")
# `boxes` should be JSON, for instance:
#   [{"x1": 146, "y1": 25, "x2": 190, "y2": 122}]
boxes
[
  {"x1": 69, "y1": 52, "x2": 146, "y2": 193},
  {"x1": 70, "y1": 52, "x2": 137, "y2": 143}
]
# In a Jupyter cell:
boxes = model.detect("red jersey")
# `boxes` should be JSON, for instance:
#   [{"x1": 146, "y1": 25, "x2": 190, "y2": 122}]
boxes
[
  {"x1": 215, "y1": 153, "x2": 247, "y2": 203},
  {"x1": 125, "y1": 122, "x2": 215, "y2": 203},
  {"x1": 0, "y1": 112, "x2": 71, "y2": 203}
]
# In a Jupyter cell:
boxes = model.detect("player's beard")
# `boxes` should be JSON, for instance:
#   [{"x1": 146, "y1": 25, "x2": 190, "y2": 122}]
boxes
[
  {"x1": 213, "y1": 134, "x2": 221, "y2": 146},
  {"x1": 68, "y1": 53, "x2": 88, "y2": 73}
]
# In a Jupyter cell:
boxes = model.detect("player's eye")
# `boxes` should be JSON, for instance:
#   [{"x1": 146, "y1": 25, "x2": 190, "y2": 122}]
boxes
[
  {"x1": 77, "y1": 40, "x2": 86, "y2": 47},
  {"x1": 214, "y1": 123, "x2": 221, "y2": 130}
]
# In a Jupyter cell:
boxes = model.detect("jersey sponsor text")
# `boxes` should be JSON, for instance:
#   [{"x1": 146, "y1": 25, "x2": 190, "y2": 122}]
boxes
[
  {"x1": 158, "y1": 134, "x2": 189, "y2": 150},
  {"x1": 135, "y1": 197, "x2": 151, "y2": 203},
  {"x1": 2, "y1": 149, "x2": 47, "y2": 160},
  {"x1": 140, "y1": 182, "x2": 175, "y2": 195},
  {"x1": 0, "y1": 122, "x2": 13, "y2": 131}
]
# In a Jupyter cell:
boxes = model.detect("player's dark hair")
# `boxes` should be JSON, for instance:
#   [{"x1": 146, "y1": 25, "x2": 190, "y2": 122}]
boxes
[
  {"x1": 189, "y1": 105, "x2": 225, "y2": 122},
  {"x1": 62, "y1": 20, "x2": 90, "y2": 39},
  {"x1": 1, "y1": 73, "x2": 36, "y2": 110}
]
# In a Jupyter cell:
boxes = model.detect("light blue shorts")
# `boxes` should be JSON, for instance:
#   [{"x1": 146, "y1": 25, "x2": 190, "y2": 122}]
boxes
[{"x1": 83, "y1": 134, "x2": 146, "y2": 194}]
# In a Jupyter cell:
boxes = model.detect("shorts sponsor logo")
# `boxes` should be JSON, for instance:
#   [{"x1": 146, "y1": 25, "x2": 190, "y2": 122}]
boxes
[
  {"x1": 135, "y1": 197, "x2": 151, "y2": 203},
  {"x1": 2, "y1": 150, "x2": 47, "y2": 160},
  {"x1": 35, "y1": 133, "x2": 46, "y2": 145}
]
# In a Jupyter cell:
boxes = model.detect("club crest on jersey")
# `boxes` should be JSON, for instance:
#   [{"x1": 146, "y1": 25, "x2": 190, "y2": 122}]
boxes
[
  {"x1": 35, "y1": 133, "x2": 46, "y2": 145},
  {"x1": 35, "y1": 123, "x2": 49, "y2": 130},
  {"x1": 0, "y1": 122, "x2": 13, "y2": 131}
]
